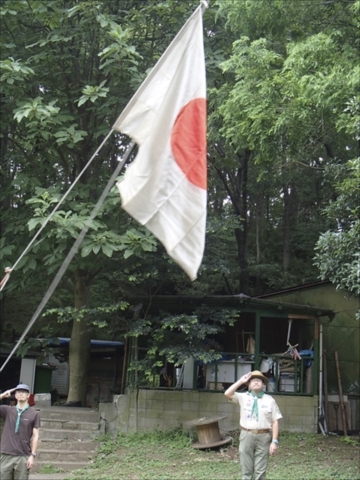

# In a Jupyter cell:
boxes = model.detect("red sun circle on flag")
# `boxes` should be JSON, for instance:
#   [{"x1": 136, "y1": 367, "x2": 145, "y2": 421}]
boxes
[{"x1": 171, "y1": 98, "x2": 207, "y2": 190}]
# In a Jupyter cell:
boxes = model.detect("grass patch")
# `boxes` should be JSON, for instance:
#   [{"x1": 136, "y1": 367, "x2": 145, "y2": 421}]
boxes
[
  {"x1": 66, "y1": 429, "x2": 360, "y2": 480},
  {"x1": 38, "y1": 464, "x2": 66, "y2": 474}
]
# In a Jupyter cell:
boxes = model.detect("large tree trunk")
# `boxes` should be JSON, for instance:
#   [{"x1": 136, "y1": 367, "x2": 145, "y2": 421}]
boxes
[
  {"x1": 282, "y1": 183, "x2": 296, "y2": 273},
  {"x1": 235, "y1": 224, "x2": 249, "y2": 294},
  {"x1": 234, "y1": 151, "x2": 249, "y2": 294},
  {"x1": 214, "y1": 149, "x2": 250, "y2": 294},
  {"x1": 67, "y1": 269, "x2": 91, "y2": 406},
  {"x1": 0, "y1": 129, "x2": 10, "y2": 334},
  {"x1": 255, "y1": 201, "x2": 261, "y2": 263}
]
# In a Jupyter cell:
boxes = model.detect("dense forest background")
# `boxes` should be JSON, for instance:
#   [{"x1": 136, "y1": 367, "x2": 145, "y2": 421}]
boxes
[{"x1": 1, "y1": 0, "x2": 358, "y2": 403}]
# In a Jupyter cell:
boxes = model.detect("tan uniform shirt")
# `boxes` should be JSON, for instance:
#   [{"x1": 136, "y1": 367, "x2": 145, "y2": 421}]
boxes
[{"x1": 231, "y1": 391, "x2": 282, "y2": 430}]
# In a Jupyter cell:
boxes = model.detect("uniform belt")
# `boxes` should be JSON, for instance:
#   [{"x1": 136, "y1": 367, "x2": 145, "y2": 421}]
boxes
[{"x1": 242, "y1": 428, "x2": 270, "y2": 434}]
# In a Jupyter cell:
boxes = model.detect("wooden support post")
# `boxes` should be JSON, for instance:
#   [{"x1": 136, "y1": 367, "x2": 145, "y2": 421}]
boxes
[
  {"x1": 121, "y1": 338, "x2": 129, "y2": 394},
  {"x1": 334, "y1": 350, "x2": 348, "y2": 436},
  {"x1": 323, "y1": 349, "x2": 329, "y2": 431}
]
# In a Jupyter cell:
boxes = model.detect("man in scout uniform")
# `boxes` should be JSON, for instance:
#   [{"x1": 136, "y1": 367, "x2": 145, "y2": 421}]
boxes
[
  {"x1": 224, "y1": 370, "x2": 282, "y2": 480},
  {"x1": 0, "y1": 384, "x2": 40, "y2": 480}
]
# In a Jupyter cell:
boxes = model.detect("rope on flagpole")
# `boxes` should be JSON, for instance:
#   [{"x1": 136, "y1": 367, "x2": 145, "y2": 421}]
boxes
[
  {"x1": 0, "y1": 141, "x2": 135, "y2": 373},
  {"x1": 0, "y1": 129, "x2": 115, "y2": 292},
  {"x1": 0, "y1": 268, "x2": 12, "y2": 290}
]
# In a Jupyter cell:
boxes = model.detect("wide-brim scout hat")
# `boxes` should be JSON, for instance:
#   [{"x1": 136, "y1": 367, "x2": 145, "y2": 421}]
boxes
[
  {"x1": 247, "y1": 370, "x2": 269, "y2": 385},
  {"x1": 15, "y1": 384, "x2": 30, "y2": 392}
]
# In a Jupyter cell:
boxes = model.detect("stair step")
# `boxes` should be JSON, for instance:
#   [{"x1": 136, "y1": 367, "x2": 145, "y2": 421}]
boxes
[
  {"x1": 41, "y1": 419, "x2": 100, "y2": 431},
  {"x1": 33, "y1": 407, "x2": 101, "y2": 474},
  {"x1": 32, "y1": 460, "x2": 89, "y2": 473},
  {"x1": 38, "y1": 449, "x2": 96, "y2": 462},
  {"x1": 39, "y1": 439, "x2": 98, "y2": 451},
  {"x1": 29, "y1": 474, "x2": 70, "y2": 480},
  {"x1": 38, "y1": 407, "x2": 100, "y2": 423},
  {"x1": 40, "y1": 428, "x2": 100, "y2": 441}
]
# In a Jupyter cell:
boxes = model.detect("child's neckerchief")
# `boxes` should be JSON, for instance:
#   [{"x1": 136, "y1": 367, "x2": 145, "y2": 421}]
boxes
[
  {"x1": 250, "y1": 390, "x2": 265, "y2": 421},
  {"x1": 15, "y1": 404, "x2": 29, "y2": 433}
]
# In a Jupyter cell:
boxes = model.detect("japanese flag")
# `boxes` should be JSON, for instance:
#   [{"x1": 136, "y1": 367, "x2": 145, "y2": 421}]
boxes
[{"x1": 114, "y1": 5, "x2": 207, "y2": 281}]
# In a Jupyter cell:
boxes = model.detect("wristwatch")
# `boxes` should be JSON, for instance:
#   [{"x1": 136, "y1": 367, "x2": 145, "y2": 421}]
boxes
[
  {"x1": 30, "y1": 453, "x2": 37, "y2": 457},
  {"x1": 272, "y1": 439, "x2": 279, "y2": 444}
]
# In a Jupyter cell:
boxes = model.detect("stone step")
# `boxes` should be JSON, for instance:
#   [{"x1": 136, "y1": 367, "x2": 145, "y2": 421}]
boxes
[
  {"x1": 29, "y1": 473, "x2": 70, "y2": 480},
  {"x1": 40, "y1": 427, "x2": 99, "y2": 441},
  {"x1": 38, "y1": 407, "x2": 100, "y2": 423},
  {"x1": 39, "y1": 439, "x2": 98, "y2": 451},
  {"x1": 33, "y1": 407, "x2": 101, "y2": 474},
  {"x1": 32, "y1": 460, "x2": 89, "y2": 473},
  {"x1": 41, "y1": 418, "x2": 100, "y2": 431},
  {"x1": 37, "y1": 448, "x2": 96, "y2": 462}
]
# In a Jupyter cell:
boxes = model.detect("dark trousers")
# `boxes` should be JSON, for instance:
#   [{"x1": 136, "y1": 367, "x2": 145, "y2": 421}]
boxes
[{"x1": 0, "y1": 453, "x2": 29, "y2": 480}]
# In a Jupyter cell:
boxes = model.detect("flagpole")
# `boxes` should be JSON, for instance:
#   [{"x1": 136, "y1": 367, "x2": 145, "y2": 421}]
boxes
[{"x1": 0, "y1": 141, "x2": 135, "y2": 373}]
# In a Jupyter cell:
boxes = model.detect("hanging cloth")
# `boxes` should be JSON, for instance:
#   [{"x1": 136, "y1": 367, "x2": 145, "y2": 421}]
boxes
[
  {"x1": 246, "y1": 335, "x2": 255, "y2": 354},
  {"x1": 15, "y1": 404, "x2": 29, "y2": 433},
  {"x1": 250, "y1": 390, "x2": 265, "y2": 421}
]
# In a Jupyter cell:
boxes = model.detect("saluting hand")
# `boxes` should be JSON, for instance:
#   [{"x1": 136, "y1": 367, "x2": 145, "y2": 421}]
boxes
[
  {"x1": 239, "y1": 372, "x2": 252, "y2": 385},
  {"x1": 0, "y1": 388, "x2": 16, "y2": 400}
]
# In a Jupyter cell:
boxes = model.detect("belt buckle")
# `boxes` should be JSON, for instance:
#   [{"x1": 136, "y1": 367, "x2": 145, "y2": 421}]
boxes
[{"x1": 253, "y1": 429, "x2": 259, "y2": 434}]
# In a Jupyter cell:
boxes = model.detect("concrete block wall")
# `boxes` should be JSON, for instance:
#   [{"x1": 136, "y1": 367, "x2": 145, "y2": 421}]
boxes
[
  {"x1": 100, "y1": 390, "x2": 319, "y2": 435},
  {"x1": 34, "y1": 393, "x2": 51, "y2": 408},
  {"x1": 275, "y1": 395, "x2": 318, "y2": 433}
]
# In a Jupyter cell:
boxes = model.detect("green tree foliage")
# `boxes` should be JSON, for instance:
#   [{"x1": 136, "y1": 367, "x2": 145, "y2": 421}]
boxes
[
  {"x1": 1, "y1": 0, "x2": 358, "y2": 399},
  {"x1": 0, "y1": 0, "x2": 197, "y2": 403},
  {"x1": 314, "y1": 158, "x2": 360, "y2": 299},
  {"x1": 125, "y1": 306, "x2": 238, "y2": 389},
  {"x1": 210, "y1": 0, "x2": 359, "y2": 293}
]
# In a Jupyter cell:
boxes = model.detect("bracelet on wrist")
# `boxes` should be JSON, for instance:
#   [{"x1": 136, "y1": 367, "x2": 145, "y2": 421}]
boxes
[{"x1": 272, "y1": 439, "x2": 279, "y2": 444}]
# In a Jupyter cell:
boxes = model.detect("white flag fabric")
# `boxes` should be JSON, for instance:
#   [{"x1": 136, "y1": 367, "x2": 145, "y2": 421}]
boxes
[{"x1": 114, "y1": 5, "x2": 207, "y2": 281}]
